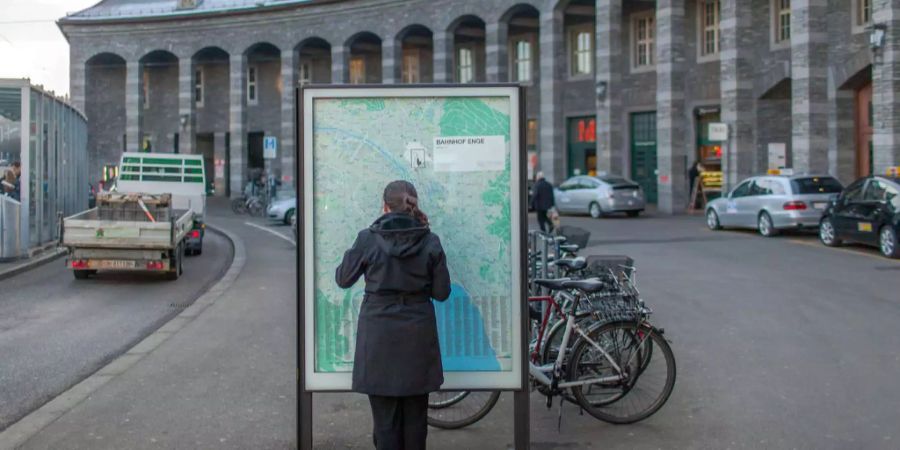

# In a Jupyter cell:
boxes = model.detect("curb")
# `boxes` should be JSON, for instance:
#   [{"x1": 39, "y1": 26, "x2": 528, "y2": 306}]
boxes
[
  {"x1": 0, "y1": 224, "x2": 247, "y2": 450},
  {"x1": 0, "y1": 249, "x2": 67, "y2": 282}
]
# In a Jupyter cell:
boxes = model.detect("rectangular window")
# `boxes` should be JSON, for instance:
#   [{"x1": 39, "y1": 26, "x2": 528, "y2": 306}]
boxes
[
  {"x1": 402, "y1": 51, "x2": 420, "y2": 83},
  {"x1": 526, "y1": 119, "x2": 538, "y2": 149},
  {"x1": 457, "y1": 47, "x2": 474, "y2": 83},
  {"x1": 142, "y1": 69, "x2": 150, "y2": 109},
  {"x1": 194, "y1": 67, "x2": 204, "y2": 107},
  {"x1": 774, "y1": 0, "x2": 791, "y2": 44},
  {"x1": 299, "y1": 62, "x2": 312, "y2": 86},
  {"x1": 570, "y1": 28, "x2": 594, "y2": 76},
  {"x1": 247, "y1": 65, "x2": 258, "y2": 104},
  {"x1": 349, "y1": 57, "x2": 366, "y2": 84},
  {"x1": 513, "y1": 40, "x2": 532, "y2": 82},
  {"x1": 699, "y1": 0, "x2": 720, "y2": 58},
  {"x1": 632, "y1": 12, "x2": 655, "y2": 69},
  {"x1": 857, "y1": 0, "x2": 872, "y2": 26}
]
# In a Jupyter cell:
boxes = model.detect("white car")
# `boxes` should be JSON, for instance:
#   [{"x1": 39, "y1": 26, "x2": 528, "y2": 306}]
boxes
[{"x1": 267, "y1": 197, "x2": 297, "y2": 224}]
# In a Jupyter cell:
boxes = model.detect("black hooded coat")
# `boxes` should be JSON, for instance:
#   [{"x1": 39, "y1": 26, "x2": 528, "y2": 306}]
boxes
[{"x1": 335, "y1": 212, "x2": 452, "y2": 396}]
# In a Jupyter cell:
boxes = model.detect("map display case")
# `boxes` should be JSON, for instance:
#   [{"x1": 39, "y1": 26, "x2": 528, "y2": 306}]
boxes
[{"x1": 299, "y1": 85, "x2": 525, "y2": 391}]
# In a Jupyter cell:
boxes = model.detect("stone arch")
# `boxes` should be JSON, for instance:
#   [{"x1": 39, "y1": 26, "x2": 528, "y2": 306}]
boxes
[
  {"x1": 84, "y1": 52, "x2": 127, "y2": 185},
  {"x1": 448, "y1": 15, "x2": 487, "y2": 83},
  {"x1": 395, "y1": 24, "x2": 434, "y2": 83},
  {"x1": 137, "y1": 50, "x2": 179, "y2": 153},
  {"x1": 501, "y1": 4, "x2": 541, "y2": 83},
  {"x1": 344, "y1": 31, "x2": 383, "y2": 84},
  {"x1": 296, "y1": 37, "x2": 332, "y2": 84}
]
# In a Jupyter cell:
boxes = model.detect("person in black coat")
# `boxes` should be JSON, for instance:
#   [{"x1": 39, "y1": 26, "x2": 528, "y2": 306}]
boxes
[
  {"x1": 335, "y1": 180, "x2": 451, "y2": 450},
  {"x1": 531, "y1": 171, "x2": 555, "y2": 233}
]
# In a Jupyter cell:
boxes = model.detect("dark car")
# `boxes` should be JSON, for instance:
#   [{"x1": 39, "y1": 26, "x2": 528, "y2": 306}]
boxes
[{"x1": 819, "y1": 176, "x2": 900, "y2": 258}]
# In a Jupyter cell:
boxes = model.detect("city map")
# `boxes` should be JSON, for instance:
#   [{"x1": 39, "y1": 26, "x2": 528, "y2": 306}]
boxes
[{"x1": 311, "y1": 94, "x2": 515, "y2": 375}]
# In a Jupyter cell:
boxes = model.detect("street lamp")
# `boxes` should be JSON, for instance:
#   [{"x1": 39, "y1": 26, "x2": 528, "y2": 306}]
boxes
[
  {"x1": 595, "y1": 80, "x2": 608, "y2": 101},
  {"x1": 870, "y1": 23, "x2": 887, "y2": 52}
]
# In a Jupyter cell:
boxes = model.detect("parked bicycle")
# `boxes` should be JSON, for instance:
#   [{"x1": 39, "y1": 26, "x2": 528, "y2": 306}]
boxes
[{"x1": 427, "y1": 233, "x2": 676, "y2": 429}]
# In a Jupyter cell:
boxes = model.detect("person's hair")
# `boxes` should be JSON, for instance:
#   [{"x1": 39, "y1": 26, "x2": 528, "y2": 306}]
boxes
[
  {"x1": 12, "y1": 162, "x2": 20, "y2": 168},
  {"x1": 383, "y1": 180, "x2": 428, "y2": 225}
]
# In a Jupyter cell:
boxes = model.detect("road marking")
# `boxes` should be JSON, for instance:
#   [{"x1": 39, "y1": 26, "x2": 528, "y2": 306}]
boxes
[
  {"x1": 788, "y1": 238, "x2": 899, "y2": 263},
  {"x1": 244, "y1": 221, "x2": 296, "y2": 246}
]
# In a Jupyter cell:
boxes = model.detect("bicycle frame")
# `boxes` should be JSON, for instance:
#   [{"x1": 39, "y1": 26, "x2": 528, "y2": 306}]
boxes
[{"x1": 528, "y1": 292, "x2": 641, "y2": 390}]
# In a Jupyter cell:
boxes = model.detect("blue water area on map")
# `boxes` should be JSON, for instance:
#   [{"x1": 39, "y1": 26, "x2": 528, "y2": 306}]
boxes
[{"x1": 434, "y1": 283, "x2": 501, "y2": 371}]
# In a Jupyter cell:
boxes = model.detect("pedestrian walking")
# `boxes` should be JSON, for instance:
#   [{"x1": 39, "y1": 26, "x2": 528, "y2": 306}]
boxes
[
  {"x1": 335, "y1": 180, "x2": 452, "y2": 450},
  {"x1": 688, "y1": 161, "x2": 704, "y2": 208},
  {"x1": 531, "y1": 171, "x2": 555, "y2": 233}
]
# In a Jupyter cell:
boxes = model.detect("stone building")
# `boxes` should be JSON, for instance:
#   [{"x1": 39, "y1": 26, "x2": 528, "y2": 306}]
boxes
[{"x1": 59, "y1": 0, "x2": 900, "y2": 213}]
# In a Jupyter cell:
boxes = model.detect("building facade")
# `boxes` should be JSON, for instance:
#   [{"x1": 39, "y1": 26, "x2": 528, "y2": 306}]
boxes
[
  {"x1": 60, "y1": 0, "x2": 900, "y2": 213},
  {"x1": 0, "y1": 79, "x2": 89, "y2": 259}
]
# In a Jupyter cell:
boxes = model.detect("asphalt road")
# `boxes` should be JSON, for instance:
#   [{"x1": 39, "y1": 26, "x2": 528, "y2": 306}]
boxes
[
  {"x1": 313, "y1": 211, "x2": 900, "y2": 449},
  {"x1": 0, "y1": 230, "x2": 233, "y2": 432}
]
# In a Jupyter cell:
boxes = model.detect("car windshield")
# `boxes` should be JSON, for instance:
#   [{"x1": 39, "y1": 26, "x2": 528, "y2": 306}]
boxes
[{"x1": 791, "y1": 177, "x2": 843, "y2": 194}]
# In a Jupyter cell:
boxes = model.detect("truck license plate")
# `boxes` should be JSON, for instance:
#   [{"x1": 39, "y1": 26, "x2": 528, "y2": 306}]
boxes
[
  {"x1": 813, "y1": 202, "x2": 827, "y2": 210},
  {"x1": 99, "y1": 260, "x2": 136, "y2": 269}
]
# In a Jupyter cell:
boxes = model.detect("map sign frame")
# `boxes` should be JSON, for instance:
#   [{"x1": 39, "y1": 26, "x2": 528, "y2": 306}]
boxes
[{"x1": 299, "y1": 85, "x2": 527, "y2": 392}]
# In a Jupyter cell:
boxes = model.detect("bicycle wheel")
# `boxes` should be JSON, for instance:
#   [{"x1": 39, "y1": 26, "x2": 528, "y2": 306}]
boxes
[
  {"x1": 427, "y1": 390, "x2": 501, "y2": 429},
  {"x1": 248, "y1": 200, "x2": 265, "y2": 217},
  {"x1": 428, "y1": 391, "x2": 469, "y2": 409},
  {"x1": 567, "y1": 321, "x2": 675, "y2": 424},
  {"x1": 231, "y1": 198, "x2": 248, "y2": 215}
]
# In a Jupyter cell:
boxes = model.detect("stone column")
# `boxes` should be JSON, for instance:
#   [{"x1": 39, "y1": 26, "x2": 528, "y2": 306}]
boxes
[
  {"x1": 177, "y1": 57, "x2": 195, "y2": 155},
  {"x1": 719, "y1": 0, "x2": 755, "y2": 190},
  {"x1": 486, "y1": 22, "x2": 509, "y2": 82},
  {"x1": 872, "y1": 0, "x2": 900, "y2": 173},
  {"x1": 229, "y1": 54, "x2": 246, "y2": 196},
  {"x1": 125, "y1": 60, "x2": 141, "y2": 153},
  {"x1": 382, "y1": 38, "x2": 399, "y2": 83},
  {"x1": 332, "y1": 45, "x2": 346, "y2": 84},
  {"x1": 69, "y1": 59, "x2": 86, "y2": 112},
  {"x1": 214, "y1": 132, "x2": 227, "y2": 196},
  {"x1": 656, "y1": 0, "x2": 688, "y2": 214},
  {"x1": 281, "y1": 49, "x2": 297, "y2": 187},
  {"x1": 596, "y1": 0, "x2": 624, "y2": 176},
  {"x1": 538, "y1": 7, "x2": 565, "y2": 183},
  {"x1": 433, "y1": 29, "x2": 452, "y2": 83},
  {"x1": 790, "y1": 0, "x2": 829, "y2": 173}
]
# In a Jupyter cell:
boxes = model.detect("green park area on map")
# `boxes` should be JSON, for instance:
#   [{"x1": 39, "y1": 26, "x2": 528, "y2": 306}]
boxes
[{"x1": 311, "y1": 95, "x2": 515, "y2": 374}]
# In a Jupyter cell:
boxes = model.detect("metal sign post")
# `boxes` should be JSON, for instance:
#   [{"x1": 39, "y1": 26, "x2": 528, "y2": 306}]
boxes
[{"x1": 298, "y1": 85, "x2": 531, "y2": 449}]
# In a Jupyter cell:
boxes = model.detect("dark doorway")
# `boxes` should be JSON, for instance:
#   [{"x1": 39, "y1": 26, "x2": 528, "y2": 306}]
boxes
[
  {"x1": 248, "y1": 132, "x2": 265, "y2": 173},
  {"x1": 630, "y1": 112, "x2": 658, "y2": 203},
  {"x1": 567, "y1": 116, "x2": 596, "y2": 177},
  {"x1": 855, "y1": 82, "x2": 873, "y2": 177},
  {"x1": 197, "y1": 133, "x2": 215, "y2": 194}
]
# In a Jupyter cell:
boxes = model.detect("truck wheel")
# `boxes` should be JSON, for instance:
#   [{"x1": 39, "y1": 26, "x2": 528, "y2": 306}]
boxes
[
  {"x1": 167, "y1": 245, "x2": 183, "y2": 281},
  {"x1": 74, "y1": 270, "x2": 92, "y2": 280}
]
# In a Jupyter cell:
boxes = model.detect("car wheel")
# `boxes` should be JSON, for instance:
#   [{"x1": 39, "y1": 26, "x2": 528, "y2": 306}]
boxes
[
  {"x1": 706, "y1": 209, "x2": 721, "y2": 230},
  {"x1": 758, "y1": 212, "x2": 778, "y2": 237},
  {"x1": 879, "y1": 226, "x2": 899, "y2": 259},
  {"x1": 284, "y1": 208, "x2": 295, "y2": 225},
  {"x1": 589, "y1": 202, "x2": 602, "y2": 219},
  {"x1": 819, "y1": 217, "x2": 842, "y2": 247}
]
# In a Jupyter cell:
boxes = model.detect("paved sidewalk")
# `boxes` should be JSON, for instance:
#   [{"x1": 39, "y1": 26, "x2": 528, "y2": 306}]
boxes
[
  {"x1": 0, "y1": 248, "x2": 66, "y2": 282},
  {"x1": 13, "y1": 211, "x2": 297, "y2": 450}
]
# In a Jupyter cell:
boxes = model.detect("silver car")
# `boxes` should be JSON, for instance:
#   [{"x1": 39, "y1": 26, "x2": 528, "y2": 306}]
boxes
[
  {"x1": 706, "y1": 174, "x2": 843, "y2": 236},
  {"x1": 554, "y1": 176, "x2": 646, "y2": 218}
]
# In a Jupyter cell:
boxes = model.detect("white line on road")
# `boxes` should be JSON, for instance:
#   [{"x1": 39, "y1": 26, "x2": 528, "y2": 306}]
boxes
[{"x1": 244, "y1": 221, "x2": 296, "y2": 246}]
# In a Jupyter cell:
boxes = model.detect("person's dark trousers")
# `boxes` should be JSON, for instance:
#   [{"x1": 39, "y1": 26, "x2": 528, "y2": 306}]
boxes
[
  {"x1": 368, "y1": 394, "x2": 428, "y2": 450},
  {"x1": 536, "y1": 209, "x2": 552, "y2": 233}
]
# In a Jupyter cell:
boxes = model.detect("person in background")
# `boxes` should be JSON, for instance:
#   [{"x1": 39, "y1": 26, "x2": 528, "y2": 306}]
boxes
[
  {"x1": 531, "y1": 171, "x2": 555, "y2": 233},
  {"x1": 2, "y1": 161, "x2": 21, "y2": 201},
  {"x1": 335, "y1": 180, "x2": 451, "y2": 450},
  {"x1": 688, "y1": 161, "x2": 704, "y2": 208}
]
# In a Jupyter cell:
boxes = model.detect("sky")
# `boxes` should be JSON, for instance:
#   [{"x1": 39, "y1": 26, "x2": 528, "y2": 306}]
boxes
[{"x1": 0, "y1": 0, "x2": 99, "y2": 96}]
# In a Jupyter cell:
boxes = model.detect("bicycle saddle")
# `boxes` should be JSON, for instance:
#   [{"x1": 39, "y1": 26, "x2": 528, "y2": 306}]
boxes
[
  {"x1": 533, "y1": 278, "x2": 571, "y2": 291},
  {"x1": 555, "y1": 258, "x2": 587, "y2": 271},
  {"x1": 562, "y1": 278, "x2": 607, "y2": 293}
]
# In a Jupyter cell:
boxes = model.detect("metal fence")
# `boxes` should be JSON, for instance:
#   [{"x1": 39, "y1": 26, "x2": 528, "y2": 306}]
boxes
[{"x1": 0, "y1": 80, "x2": 88, "y2": 260}]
